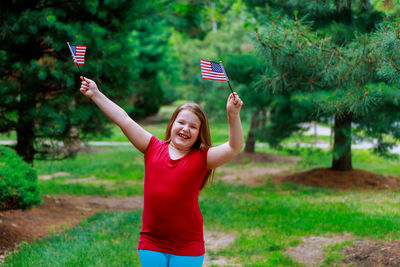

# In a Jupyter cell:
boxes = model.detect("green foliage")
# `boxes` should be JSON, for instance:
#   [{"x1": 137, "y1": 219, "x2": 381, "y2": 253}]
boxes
[
  {"x1": 171, "y1": 3, "x2": 259, "y2": 120},
  {"x1": 263, "y1": 93, "x2": 315, "y2": 146},
  {"x1": 0, "y1": 0, "x2": 177, "y2": 162},
  {"x1": 168, "y1": 0, "x2": 242, "y2": 38},
  {"x1": 372, "y1": 0, "x2": 400, "y2": 15},
  {"x1": 129, "y1": 80, "x2": 164, "y2": 120},
  {"x1": 373, "y1": 21, "x2": 400, "y2": 85},
  {"x1": 357, "y1": 22, "x2": 400, "y2": 156},
  {"x1": 246, "y1": 0, "x2": 383, "y2": 44},
  {"x1": 233, "y1": 0, "x2": 391, "y2": 158},
  {"x1": 128, "y1": 2, "x2": 183, "y2": 117},
  {"x1": 253, "y1": 5, "x2": 400, "y2": 168},
  {"x1": 0, "y1": 146, "x2": 41, "y2": 210},
  {"x1": 353, "y1": 84, "x2": 400, "y2": 156}
]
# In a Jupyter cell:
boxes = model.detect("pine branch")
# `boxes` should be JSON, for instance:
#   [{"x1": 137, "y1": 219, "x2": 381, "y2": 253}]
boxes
[
  {"x1": 255, "y1": 31, "x2": 281, "y2": 50},
  {"x1": 388, "y1": 56, "x2": 400, "y2": 73},
  {"x1": 0, "y1": 120, "x2": 16, "y2": 132},
  {"x1": 325, "y1": 50, "x2": 335, "y2": 70},
  {"x1": 393, "y1": 27, "x2": 400, "y2": 40}
]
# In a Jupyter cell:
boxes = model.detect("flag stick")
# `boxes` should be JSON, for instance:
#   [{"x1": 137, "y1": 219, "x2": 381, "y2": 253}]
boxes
[
  {"x1": 67, "y1": 42, "x2": 84, "y2": 77},
  {"x1": 219, "y1": 61, "x2": 235, "y2": 99},
  {"x1": 227, "y1": 80, "x2": 234, "y2": 95},
  {"x1": 76, "y1": 64, "x2": 84, "y2": 77}
]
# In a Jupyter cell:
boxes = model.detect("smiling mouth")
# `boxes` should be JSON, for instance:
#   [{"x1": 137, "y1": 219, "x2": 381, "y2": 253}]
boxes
[{"x1": 178, "y1": 133, "x2": 190, "y2": 139}]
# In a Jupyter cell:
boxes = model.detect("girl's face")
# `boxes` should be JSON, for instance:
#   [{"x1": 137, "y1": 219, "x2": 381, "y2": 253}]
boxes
[{"x1": 170, "y1": 110, "x2": 201, "y2": 151}]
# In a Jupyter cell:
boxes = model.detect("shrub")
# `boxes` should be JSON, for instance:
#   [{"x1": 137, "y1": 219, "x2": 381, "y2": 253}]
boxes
[
  {"x1": 129, "y1": 80, "x2": 163, "y2": 120},
  {"x1": 0, "y1": 146, "x2": 42, "y2": 210}
]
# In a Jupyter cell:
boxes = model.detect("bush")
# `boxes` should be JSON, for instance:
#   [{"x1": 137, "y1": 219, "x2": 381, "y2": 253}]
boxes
[
  {"x1": 0, "y1": 146, "x2": 42, "y2": 210},
  {"x1": 129, "y1": 80, "x2": 163, "y2": 120}
]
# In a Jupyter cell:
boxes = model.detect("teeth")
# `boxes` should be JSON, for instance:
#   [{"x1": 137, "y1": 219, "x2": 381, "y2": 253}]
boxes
[{"x1": 179, "y1": 133, "x2": 189, "y2": 139}]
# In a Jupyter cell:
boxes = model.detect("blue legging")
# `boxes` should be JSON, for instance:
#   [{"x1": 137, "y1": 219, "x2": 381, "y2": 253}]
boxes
[{"x1": 139, "y1": 249, "x2": 204, "y2": 267}]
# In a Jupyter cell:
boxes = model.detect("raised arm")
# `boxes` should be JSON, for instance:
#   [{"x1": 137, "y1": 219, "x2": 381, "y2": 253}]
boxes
[
  {"x1": 207, "y1": 93, "x2": 244, "y2": 169},
  {"x1": 79, "y1": 76, "x2": 152, "y2": 153}
]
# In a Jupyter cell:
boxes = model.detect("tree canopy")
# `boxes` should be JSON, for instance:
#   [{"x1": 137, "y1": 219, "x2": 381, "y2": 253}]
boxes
[
  {"x1": 0, "y1": 0, "x2": 173, "y2": 163},
  {"x1": 254, "y1": 1, "x2": 400, "y2": 170},
  {"x1": 2, "y1": 0, "x2": 400, "y2": 169}
]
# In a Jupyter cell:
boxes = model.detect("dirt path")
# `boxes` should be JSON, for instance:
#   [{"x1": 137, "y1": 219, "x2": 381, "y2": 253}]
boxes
[
  {"x1": 217, "y1": 153, "x2": 400, "y2": 266},
  {"x1": 286, "y1": 235, "x2": 353, "y2": 266},
  {"x1": 0, "y1": 195, "x2": 143, "y2": 263},
  {"x1": 204, "y1": 231, "x2": 240, "y2": 266},
  {"x1": 2, "y1": 152, "x2": 400, "y2": 266},
  {"x1": 0, "y1": 194, "x2": 239, "y2": 265}
]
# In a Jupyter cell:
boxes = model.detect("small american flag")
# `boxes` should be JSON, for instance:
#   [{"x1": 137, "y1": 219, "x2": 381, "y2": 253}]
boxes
[
  {"x1": 67, "y1": 43, "x2": 86, "y2": 65},
  {"x1": 200, "y1": 59, "x2": 229, "y2": 81}
]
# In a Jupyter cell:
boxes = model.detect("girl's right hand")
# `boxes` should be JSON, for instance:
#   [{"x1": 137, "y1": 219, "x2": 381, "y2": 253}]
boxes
[{"x1": 80, "y1": 76, "x2": 99, "y2": 98}]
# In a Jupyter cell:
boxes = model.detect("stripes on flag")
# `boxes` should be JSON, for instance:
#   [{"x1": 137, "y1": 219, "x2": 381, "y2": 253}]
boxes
[
  {"x1": 200, "y1": 59, "x2": 228, "y2": 81},
  {"x1": 69, "y1": 45, "x2": 86, "y2": 65}
]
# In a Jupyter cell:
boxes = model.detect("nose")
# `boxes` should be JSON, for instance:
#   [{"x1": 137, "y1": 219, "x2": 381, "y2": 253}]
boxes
[{"x1": 182, "y1": 125, "x2": 189, "y2": 132}]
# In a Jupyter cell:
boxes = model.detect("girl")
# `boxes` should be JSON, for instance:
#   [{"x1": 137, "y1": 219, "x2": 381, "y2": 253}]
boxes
[{"x1": 79, "y1": 76, "x2": 243, "y2": 267}]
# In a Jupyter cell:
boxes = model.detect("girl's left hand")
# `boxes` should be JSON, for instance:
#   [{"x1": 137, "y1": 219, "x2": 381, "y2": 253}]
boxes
[{"x1": 226, "y1": 92, "x2": 243, "y2": 116}]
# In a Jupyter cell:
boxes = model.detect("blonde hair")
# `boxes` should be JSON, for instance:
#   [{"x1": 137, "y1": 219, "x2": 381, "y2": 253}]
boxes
[{"x1": 164, "y1": 103, "x2": 214, "y2": 190}]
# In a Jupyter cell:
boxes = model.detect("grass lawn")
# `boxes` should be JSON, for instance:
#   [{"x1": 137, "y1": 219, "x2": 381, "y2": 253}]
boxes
[
  {"x1": 3, "y1": 211, "x2": 143, "y2": 267},
  {"x1": 3, "y1": 179, "x2": 399, "y2": 266},
  {"x1": 36, "y1": 146, "x2": 145, "y2": 196},
  {"x1": 257, "y1": 145, "x2": 400, "y2": 177},
  {"x1": 2, "y1": 118, "x2": 400, "y2": 266}
]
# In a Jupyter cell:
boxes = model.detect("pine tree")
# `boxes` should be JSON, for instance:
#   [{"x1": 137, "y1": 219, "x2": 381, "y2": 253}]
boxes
[
  {"x1": 0, "y1": 0, "x2": 167, "y2": 163},
  {"x1": 244, "y1": 0, "x2": 400, "y2": 171},
  {"x1": 255, "y1": 15, "x2": 395, "y2": 170},
  {"x1": 363, "y1": 20, "x2": 400, "y2": 154}
]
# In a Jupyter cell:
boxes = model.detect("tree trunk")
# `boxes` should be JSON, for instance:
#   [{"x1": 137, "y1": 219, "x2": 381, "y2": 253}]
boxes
[
  {"x1": 63, "y1": 125, "x2": 82, "y2": 153},
  {"x1": 359, "y1": 0, "x2": 370, "y2": 11},
  {"x1": 16, "y1": 80, "x2": 36, "y2": 165},
  {"x1": 63, "y1": 99, "x2": 82, "y2": 153},
  {"x1": 16, "y1": 112, "x2": 35, "y2": 164},
  {"x1": 331, "y1": 113, "x2": 352, "y2": 171},
  {"x1": 211, "y1": 2, "x2": 217, "y2": 32},
  {"x1": 335, "y1": 0, "x2": 352, "y2": 24},
  {"x1": 245, "y1": 112, "x2": 258, "y2": 152}
]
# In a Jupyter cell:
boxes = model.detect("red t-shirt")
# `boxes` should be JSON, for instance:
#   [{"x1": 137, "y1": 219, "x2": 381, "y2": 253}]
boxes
[{"x1": 138, "y1": 136, "x2": 209, "y2": 256}]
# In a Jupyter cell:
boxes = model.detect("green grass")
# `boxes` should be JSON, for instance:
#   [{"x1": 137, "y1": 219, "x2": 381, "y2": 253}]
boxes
[
  {"x1": 3, "y1": 211, "x2": 142, "y2": 267},
  {"x1": 199, "y1": 182, "x2": 400, "y2": 265},
  {"x1": 3, "y1": 114, "x2": 400, "y2": 266},
  {"x1": 322, "y1": 241, "x2": 352, "y2": 266},
  {"x1": 4, "y1": 181, "x2": 400, "y2": 266},
  {"x1": 39, "y1": 179, "x2": 144, "y2": 196},
  {"x1": 35, "y1": 147, "x2": 144, "y2": 180},
  {"x1": 282, "y1": 133, "x2": 332, "y2": 145},
  {"x1": 31, "y1": 114, "x2": 251, "y2": 197},
  {"x1": 0, "y1": 131, "x2": 16, "y2": 141},
  {"x1": 34, "y1": 147, "x2": 145, "y2": 196},
  {"x1": 256, "y1": 144, "x2": 400, "y2": 177}
]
